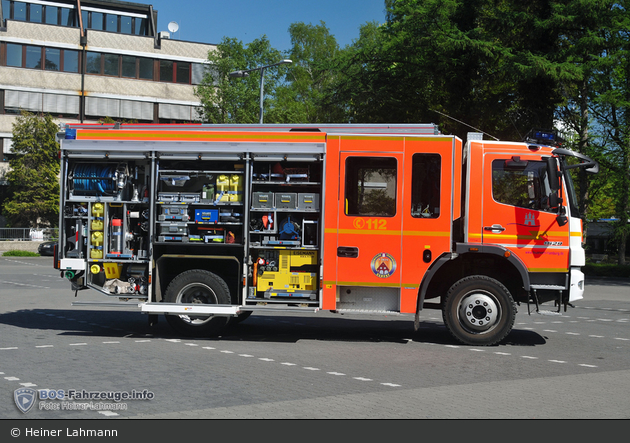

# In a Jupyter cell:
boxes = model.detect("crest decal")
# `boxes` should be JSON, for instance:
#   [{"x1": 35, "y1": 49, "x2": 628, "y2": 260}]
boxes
[{"x1": 371, "y1": 253, "x2": 397, "y2": 278}]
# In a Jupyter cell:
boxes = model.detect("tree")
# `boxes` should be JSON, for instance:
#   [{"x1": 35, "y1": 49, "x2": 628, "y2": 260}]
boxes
[
  {"x1": 275, "y1": 21, "x2": 344, "y2": 123},
  {"x1": 195, "y1": 36, "x2": 287, "y2": 123},
  {"x1": 2, "y1": 112, "x2": 60, "y2": 228},
  {"x1": 589, "y1": 1, "x2": 630, "y2": 264}
]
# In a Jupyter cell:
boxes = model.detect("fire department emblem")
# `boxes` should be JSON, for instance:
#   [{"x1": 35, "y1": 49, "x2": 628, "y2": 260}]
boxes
[
  {"x1": 371, "y1": 253, "x2": 396, "y2": 278},
  {"x1": 14, "y1": 387, "x2": 37, "y2": 413}
]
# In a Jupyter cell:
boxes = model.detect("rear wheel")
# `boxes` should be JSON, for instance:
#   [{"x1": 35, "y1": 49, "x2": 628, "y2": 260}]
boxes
[
  {"x1": 442, "y1": 275, "x2": 516, "y2": 346},
  {"x1": 164, "y1": 270, "x2": 230, "y2": 337}
]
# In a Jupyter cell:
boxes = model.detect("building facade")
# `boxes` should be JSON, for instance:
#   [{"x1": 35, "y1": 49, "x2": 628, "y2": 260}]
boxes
[{"x1": 0, "y1": 0, "x2": 215, "y2": 188}]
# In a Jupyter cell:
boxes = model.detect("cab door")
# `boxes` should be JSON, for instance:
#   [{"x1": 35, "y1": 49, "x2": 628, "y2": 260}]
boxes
[
  {"x1": 481, "y1": 150, "x2": 571, "y2": 272},
  {"x1": 336, "y1": 142, "x2": 403, "y2": 290}
]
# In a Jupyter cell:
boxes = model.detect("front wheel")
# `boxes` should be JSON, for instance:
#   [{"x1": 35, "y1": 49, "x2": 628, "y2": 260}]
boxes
[
  {"x1": 164, "y1": 270, "x2": 231, "y2": 337},
  {"x1": 442, "y1": 276, "x2": 516, "y2": 346}
]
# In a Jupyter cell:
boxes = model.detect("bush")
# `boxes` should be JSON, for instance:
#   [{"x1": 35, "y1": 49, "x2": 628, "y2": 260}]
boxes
[
  {"x1": 2, "y1": 250, "x2": 40, "y2": 257},
  {"x1": 583, "y1": 262, "x2": 630, "y2": 278}
]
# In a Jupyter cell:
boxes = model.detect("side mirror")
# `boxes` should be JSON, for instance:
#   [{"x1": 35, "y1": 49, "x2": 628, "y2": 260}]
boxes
[{"x1": 546, "y1": 157, "x2": 560, "y2": 192}]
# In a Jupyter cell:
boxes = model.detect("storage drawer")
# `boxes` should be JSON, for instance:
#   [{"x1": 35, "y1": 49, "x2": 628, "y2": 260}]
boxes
[
  {"x1": 297, "y1": 193, "x2": 320, "y2": 210},
  {"x1": 276, "y1": 192, "x2": 297, "y2": 209},
  {"x1": 252, "y1": 192, "x2": 274, "y2": 209}
]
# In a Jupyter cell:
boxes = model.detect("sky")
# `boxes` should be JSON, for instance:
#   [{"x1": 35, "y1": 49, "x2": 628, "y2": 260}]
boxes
[{"x1": 148, "y1": 0, "x2": 388, "y2": 51}]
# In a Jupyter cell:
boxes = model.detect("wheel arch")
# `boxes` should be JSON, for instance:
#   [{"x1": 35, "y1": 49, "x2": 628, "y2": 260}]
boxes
[
  {"x1": 416, "y1": 244, "x2": 530, "y2": 314},
  {"x1": 155, "y1": 254, "x2": 241, "y2": 304}
]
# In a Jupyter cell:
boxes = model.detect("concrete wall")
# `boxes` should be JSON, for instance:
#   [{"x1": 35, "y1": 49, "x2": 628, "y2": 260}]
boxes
[{"x1": 0, "y1": 240, "x2": 44, "y2": 255}]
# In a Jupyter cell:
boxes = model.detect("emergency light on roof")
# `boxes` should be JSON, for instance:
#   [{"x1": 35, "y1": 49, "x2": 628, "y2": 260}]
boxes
[{"x1": 524, "y1": 128, "x2": 565, "y2": 147}]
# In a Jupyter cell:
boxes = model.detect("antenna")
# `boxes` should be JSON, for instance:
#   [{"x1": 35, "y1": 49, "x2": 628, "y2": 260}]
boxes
[
  {"x1": 168, "y1": 21, "x2": 179, "y2": 35},
  {"x1": 430, "y1": 108, "x2": 499, "y2": 141}
]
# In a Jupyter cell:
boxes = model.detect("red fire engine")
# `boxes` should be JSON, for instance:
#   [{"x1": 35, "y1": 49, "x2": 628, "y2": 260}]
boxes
[{"x1": 54, "y1": 124, "x2": 598, "y2": 345}]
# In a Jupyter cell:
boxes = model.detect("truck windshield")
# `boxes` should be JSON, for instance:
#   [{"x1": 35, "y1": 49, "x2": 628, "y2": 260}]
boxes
[{"x1": 562, "y1": 164, "x2": 580, "y2": 218}]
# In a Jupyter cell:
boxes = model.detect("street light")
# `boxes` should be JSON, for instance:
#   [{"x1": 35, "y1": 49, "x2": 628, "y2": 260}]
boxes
[{"x1": 229, "y1": 59, "x2": 292, "y2": 124}]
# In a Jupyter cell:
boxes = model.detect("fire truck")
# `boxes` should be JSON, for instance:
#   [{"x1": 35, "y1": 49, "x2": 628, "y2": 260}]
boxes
[{"x1": 53, "y1": 123, "x2": 598, "y2": 346}]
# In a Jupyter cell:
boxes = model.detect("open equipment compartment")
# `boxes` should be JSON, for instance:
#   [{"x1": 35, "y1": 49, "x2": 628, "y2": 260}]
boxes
[{"x1": 246, "y1": 157, "x2": 323, "y2": 306}]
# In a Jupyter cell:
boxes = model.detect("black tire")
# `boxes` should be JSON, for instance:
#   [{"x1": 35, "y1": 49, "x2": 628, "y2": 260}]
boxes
[
  {"x1": 164, "y1": 270, "x2": 231, "y2": 337},
  {"x1": 442, "y1": 275, "x2": 516, "y2": 346}
]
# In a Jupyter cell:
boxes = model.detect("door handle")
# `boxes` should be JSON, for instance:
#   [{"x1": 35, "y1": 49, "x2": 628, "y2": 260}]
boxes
[
  {"x1": 484, "y1": 224, "x2": 506, "y2": 232},
  {"x1": 337, "y1": 246, "x2": 359, "y2": 258}
]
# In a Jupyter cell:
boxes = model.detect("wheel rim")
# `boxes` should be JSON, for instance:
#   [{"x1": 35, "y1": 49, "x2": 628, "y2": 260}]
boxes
[
  {"x1": 457, "y1": 290, "x2": 501, "y2": 334},
  {"x1": 175, "y1": 282, "x2": 218, "y2": 325}
]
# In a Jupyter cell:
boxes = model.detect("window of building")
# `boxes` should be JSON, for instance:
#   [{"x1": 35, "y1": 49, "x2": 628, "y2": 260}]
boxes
[
  {"x1": 103, "y1": 53, "x2": 119, "y2": 76},
  {"x1": 29, "y1": 3, "x2": 42, "y2": 23},
  {"x1": 176, "y1": 62, "x2": 190, "y2": 84},
  {"x1": 411, "y1": 153, "x2": 441, "y2": 218},
  {"x1": 159, "y1": 60, "x2": 173, "y2": 82},
  {"x1": 105, "y1": 13, "x2": 117, "y2": 32},
  {"x1": 6, "y1": 43, "x2": 22, "y2": 67},
  {"x1": 85, "y1": 51, "x2": 101, "y2": 74},
  {"x1": 25, "y1": 45, "x2": 42, "y2": 69},
  {"x1": 90, "y1": 11, "x2": 103, "y2": 30},
  {"x1": 45, "y1": 5, "x2": 59, "y2": 25},
  {"x1": 121, "y1": 15, "x2": 132, "y2": 34},
  {"x1": 63, "y1": 49, "x2": 79, "y2": 73},
  {"x1": 2, "y1": 0, "x2": 10, "y2": 20},
  {"x1": 13, "y1": 1, "x2": 26, "y2": 21},
  {"x1": 61, "y1": 7, "x2": 74, "y2": 27},
  {"x1": 345, "y1": 157, "x2": 397, "y2": 217},
  {"x1": 44, "y1": 48, "x2": 60, "y2": 71},
  {"x1": 135, "y1": 17, "x2": 147, "y2": 35},
  {"x1": 138, "y1": 57, "x2": 153, "y2": 80},
  {"x1": 122, "y1": 55, "x2": 136, "y2": 78},
  {"x1": 492, "y1": 159, "x2": 553, "y2": 211}
]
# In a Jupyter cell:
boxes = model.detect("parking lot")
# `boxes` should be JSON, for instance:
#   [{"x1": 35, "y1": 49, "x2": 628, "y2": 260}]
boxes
[{"x1": 1, "y1": 257, "x2": 630, "y2": 420}]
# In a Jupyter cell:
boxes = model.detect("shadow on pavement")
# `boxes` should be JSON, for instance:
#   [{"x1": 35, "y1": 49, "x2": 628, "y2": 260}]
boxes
[{"x1": 0, "y1": 308, "x2": 546, "y2": 347}]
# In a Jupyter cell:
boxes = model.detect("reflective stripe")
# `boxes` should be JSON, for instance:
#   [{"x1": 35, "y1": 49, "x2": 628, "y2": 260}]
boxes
[{"x1": 326, "y1": 228, "x2": 450, "y2": 237}]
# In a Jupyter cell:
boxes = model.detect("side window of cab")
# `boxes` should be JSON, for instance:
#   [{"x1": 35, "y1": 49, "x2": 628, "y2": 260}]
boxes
[{"x1": 492, "y1": 159, "x2": 553, "y2": 211}]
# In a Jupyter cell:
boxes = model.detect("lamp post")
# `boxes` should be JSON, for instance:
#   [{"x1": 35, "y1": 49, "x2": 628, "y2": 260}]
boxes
[{"x1": 229, "y1": 59, "x2": 292, "y2": 124}]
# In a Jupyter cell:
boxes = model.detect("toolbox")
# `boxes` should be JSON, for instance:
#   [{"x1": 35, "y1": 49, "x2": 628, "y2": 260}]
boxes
[
  {"x1": 159, "y1": 205, "x2": 189, "y2": 221},
  {"x1": 194, "y1": 209, "x2": 219, "y2": 223}
]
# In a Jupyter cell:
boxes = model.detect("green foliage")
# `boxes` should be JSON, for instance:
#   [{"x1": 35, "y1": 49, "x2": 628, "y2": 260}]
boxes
[
  {"x1": 195, "y1": 36, "x2": 287, "y2": 123},
  {"x1": 583, "y1": 262, "x2": 630, "y2": 278},
  {"x1": 2, "y1": 112, "x2": 60, "y2": 228},
  {"x1": 276, "y1": 21, "x2": 344, "y2": 123},
  {"x1": 2, "y1": 250, "x2": 40, "y2": 257}
]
